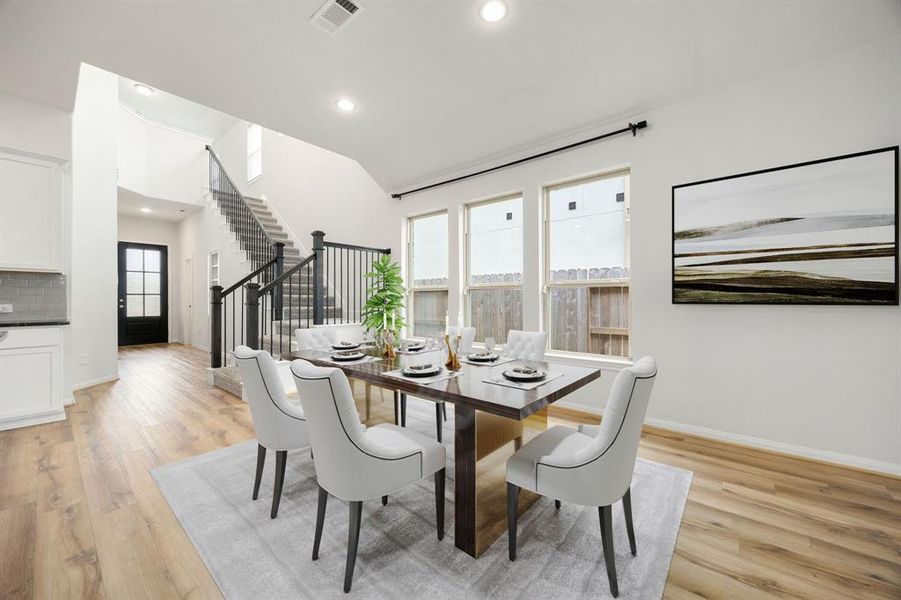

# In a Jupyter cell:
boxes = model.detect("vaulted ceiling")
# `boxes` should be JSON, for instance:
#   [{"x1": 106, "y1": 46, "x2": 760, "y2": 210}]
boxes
[{"x1": 1, "y1": 0, "x2": 899, "y2": 192}]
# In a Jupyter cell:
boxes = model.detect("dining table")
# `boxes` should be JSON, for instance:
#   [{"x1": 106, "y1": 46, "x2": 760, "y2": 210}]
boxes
[{"x1": 285, "y1": 344, "x2": 601, "y2": 558}]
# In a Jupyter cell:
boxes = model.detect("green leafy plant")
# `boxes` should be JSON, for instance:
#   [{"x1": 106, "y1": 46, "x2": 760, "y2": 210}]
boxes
[{"x1": 361, "y1": 254, "x2": 406, "y2": 338}]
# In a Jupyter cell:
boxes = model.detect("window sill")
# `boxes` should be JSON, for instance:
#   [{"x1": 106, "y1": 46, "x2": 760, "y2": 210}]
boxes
[
  {"x1": 246, "y1": 174, "x2": 262, "y2": 185},
  {"x1": 543, "y1": 350, "x2": 633, "y2": 371}
]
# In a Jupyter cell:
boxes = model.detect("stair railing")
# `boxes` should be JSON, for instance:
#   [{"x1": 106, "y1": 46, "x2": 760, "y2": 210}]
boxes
[
  {"x1": 210, "y1": 242, "x2": 284, "y2": 368},
  {"x1": 206, "y1": 145, "x2": 278, "y2": 270},
  {"x1": 245, "y1": 230, "x2": 391, "y2": 358}
]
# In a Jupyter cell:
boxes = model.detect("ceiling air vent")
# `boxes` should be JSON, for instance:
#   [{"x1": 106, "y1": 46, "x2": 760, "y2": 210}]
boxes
[{"x1": 311, "y1": 0, "x2": 364, "y2": 36}]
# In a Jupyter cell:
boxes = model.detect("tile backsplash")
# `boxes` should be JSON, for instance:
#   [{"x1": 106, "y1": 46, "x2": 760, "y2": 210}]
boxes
[{"x1": 0, "y1": 271, "x2": 67, "y2": 323}]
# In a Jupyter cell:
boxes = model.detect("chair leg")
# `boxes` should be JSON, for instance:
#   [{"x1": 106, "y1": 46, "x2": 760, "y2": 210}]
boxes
[
  {"x1": 394, "y1": 390, "x2": 399, "y2": 425},
  {"x1": 622, "y1": 487, "x2": 637, "y2": 556},
  {"x1": 400, "y1": 393, "x2": 407, "y2": 427},
  {"x1": 599, "y1": 505, "x2": 619, "y2": 598},
  {"x1": 252, "y1": 444, "x2": 266, "y2": 500},
  {"x1": 441, "y1": 402, "x2": 447, "y2": 421},
  {"x1": 507, "y1": 482, "x2": 519, "y2": 561},
  {"x1": 555, "y1": 499, "x2": 561, "y2": 510},
  {"x1": 514, "y1": 436, "x2": 522, "y2": 451},
  {"x1": 271, "y1": 450, "x2": 287, "y2": 519},
  {"x1": 434, "y1": 468, "x2": 445, "y2": 540},
  {"x1": 381, "y1": 495, "x2": 388, "y2": 506},
  {"x1": 435, "y1": 402, "x2": 443, "y2": 443},
  {"x1": 312, "y1": 485, "x2": 328, "y2": 560},
  {"x1": 344, "y1": 501, "x2": 363, "y2": 593}
]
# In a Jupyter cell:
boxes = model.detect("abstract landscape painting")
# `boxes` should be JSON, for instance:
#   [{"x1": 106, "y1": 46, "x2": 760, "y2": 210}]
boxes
[{"x1": 673, "y1": 147, "x2": 898, "y2": 304}]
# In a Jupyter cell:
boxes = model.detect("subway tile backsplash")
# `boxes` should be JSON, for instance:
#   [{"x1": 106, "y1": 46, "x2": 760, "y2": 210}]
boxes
[{"x1": 0, "y1": 271, "x2": 67, "y2": 323}]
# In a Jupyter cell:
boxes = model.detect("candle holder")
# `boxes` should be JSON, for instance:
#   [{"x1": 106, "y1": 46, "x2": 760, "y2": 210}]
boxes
[
  {"x1": 381, "y1": 329, "x2": 396, "y2": 360},
  {"x1": 444, "y1": 334, "x2": 462, "y2": 371}
]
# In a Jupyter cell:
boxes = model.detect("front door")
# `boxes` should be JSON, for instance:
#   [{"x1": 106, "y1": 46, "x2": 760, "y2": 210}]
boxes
[{"x1": 118, "y1": 242, "x2": 168, "y2": 346}]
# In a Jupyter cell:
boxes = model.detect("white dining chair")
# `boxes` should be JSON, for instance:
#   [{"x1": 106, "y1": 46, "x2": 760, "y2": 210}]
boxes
[
  {"x1": 234, "y1": 345, "x2": 311, "y2": 519},
  {"x1": 295, "y1": 327, "x2": 337, "y2": 351},
  {"x1": 297, "y1": 324, "x2": 380, "y2": 421},
  {"x1": 503, "y1": 330, "x2": 548, "y2": 361},
  {"x1": 505, "y1": 356, "x2": 658, "y2": 598},
  {"x1": 290, "y1": 359, "x2": 447, "y2": 593}
]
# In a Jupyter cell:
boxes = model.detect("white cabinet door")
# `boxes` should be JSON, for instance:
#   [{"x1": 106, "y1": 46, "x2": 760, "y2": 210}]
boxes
[
  {"x1": 0, "y1": 151, "x2": 62, "y2": 272},
  {"x1": 0, "y1": 345, "x2": 61, "y2": 421}
]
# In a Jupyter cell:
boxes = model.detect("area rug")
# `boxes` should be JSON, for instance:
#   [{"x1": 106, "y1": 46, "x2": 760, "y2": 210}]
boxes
[{"x1": 152, "y1": 402, "x2": 692, "y2": 599}]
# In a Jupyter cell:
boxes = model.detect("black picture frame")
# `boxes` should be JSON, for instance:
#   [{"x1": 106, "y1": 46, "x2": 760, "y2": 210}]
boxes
[{"x1": 672, "y1": 146, "x2": 899, "y2": 305}]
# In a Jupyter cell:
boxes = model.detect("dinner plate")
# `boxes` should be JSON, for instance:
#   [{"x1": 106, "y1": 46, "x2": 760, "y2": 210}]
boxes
[
  {"x1": 503, "y1": 367, "x2": 546, "y2": 382},
  {"x1": 332, "y1": 342, "x2": 361, "y2": 350},
  {"x1": 402, "y1": 364, "x2": 441, "y2": 377},
  {"x1": 403, "y1": 343, "x2": 425, "y2": 352},
  {"x1": 467, "y1": 352, "x2": 498, "y2": 362},
  {"x1": 331, "y1": 350, "x2": 366, "y2": 361}
]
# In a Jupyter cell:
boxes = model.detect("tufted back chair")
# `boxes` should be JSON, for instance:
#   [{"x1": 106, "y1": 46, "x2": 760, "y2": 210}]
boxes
[
  {"x1": 503, "y1": 330, "x2": 548, "y2": 361},
  {"x1": 290, "y1": 359, "x2": 428, "y2": 500},
  {"x1": 539, "y1": 356, "x2": 657, "y2": 506},
  {"x1": 234, "y1": 345, "x2": 308, "y2": 451},
  {"x1": 295, "y1": 327, "x2": 337, "y2": 351}
]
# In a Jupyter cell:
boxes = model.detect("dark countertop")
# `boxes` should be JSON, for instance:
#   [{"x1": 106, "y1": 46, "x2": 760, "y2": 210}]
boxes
[{"x1": 0, "y1": 320, "x2": 70, "y2": 328}]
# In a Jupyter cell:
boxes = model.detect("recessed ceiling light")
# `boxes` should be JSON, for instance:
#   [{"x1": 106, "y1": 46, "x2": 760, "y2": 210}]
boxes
[
  {"x1": 479, "y1": 0, "x2": 508, "y2": 23},
  {"x1": 140, "y1": 207, "x2": 152, "y2": 213},
  {"x1": 335, "y1": 98, "x2": 356, "y2": 112},
  {"x1": 134, "y1": 83, "x2": 155, "y2": 97}
]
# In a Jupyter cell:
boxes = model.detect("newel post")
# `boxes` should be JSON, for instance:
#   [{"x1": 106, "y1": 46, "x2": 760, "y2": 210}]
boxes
[
  {"x1": 312, "y1": 231, "x2": 325, "y2": 325},
  {"x1": 246, "y1": 282, "x2": 260, "y2": 349},
  {"x1": 210, "y1": 285, "x2": 223, "y2": 368},
  {"x1": 272, "y1": 242, "x2": 285, "y2": 322}
]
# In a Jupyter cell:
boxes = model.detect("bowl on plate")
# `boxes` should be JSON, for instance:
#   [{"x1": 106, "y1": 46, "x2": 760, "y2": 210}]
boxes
[
  {"x1": 402, "y1": 363, "x2": 441, "y2": 377},
  {"x1": 503, "y1": 365, "x2": 546, "y2": 382},
  {"x1": 332, "y1": 341, "x2": 361, "y2": 350},
  {"x1": 331, "y1": 350, "x2": 365, "y2": 361}
]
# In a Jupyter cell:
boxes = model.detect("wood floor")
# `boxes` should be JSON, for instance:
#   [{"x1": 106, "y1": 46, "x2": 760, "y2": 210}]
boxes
[{"x1": 1, "y1": 343, "x2": 898, "y2": 599}]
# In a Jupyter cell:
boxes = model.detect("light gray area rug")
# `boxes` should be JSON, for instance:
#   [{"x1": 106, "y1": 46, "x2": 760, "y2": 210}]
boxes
[{"x1": 152, "y1": 401, "x2": 692, "y2": 599}]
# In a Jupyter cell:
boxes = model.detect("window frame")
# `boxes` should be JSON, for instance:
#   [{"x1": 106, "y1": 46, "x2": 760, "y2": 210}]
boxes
[
  {"x1": 464, "y1": 193, "x2": 525, "y2": 342},
  {"x1": 542, "y1": 169, "x2": 631, "y2": 359},
  {"x1": 406, "y1": 209, "x2": 449, "y2": 339},
  {"x1": 246, "y1": 123, "x2": 262, "y2": 183}
]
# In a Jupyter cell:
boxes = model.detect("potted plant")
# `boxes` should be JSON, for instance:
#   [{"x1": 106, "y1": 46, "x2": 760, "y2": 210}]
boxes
[{"x1": 362, "y1": 254, "x2": 406, "y2": 357}]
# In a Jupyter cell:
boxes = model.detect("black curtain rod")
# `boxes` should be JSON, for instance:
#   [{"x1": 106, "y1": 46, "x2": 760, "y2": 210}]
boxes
[{"x1": 391, "y1": 120, "x2": 647, "y2": 199}]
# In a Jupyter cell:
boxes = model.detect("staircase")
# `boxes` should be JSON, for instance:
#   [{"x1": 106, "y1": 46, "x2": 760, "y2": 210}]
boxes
[{"x1": 206, "y1": 147, "x2": 386, "y2": 396}]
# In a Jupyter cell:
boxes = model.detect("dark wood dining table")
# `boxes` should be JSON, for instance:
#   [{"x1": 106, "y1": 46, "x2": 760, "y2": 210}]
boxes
[{"x1": 285, "y1": 346, "x2": 601, "y2": 558}]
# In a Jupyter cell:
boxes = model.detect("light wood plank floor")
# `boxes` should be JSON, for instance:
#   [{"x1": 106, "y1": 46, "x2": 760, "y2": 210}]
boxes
[{"x1": 1, "y1": 343, "x2": 898, "y2": 599}]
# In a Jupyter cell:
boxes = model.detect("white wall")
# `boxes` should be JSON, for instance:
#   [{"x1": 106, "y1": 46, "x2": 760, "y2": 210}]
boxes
[
  {"x1": 0, "y1": 93, "x2": 72, "y2": 159},
  {"x1": 117, "y1": 105, "x2": 209, "y2": 205},
  {"x1": 392, "y1": 35, "x2": 901, "y2": 473},
  {"x1": 71, "y1": 64, "x2": 119, "y2": 389},
  {"x1": 117, "y1": 214, "x2": 181, "y2": 342}
]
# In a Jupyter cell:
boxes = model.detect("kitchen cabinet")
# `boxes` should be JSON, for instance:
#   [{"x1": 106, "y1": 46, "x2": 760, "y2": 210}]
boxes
[
  {"x1": 0, "y1": 326, "x2": 65, "y2": 430},
  {"x1": 0, "y1": 150, "x2": 63, "y2": 272}
]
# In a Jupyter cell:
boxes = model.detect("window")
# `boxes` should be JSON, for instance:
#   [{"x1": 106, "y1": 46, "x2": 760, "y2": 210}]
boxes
[
  {"x1": 544, "y1": 171, "x2": 630, "y2": 357},
  {"x1": 465, "y1": 195, "x2": 523, "y2": 344},
  {"x1": 125, "y1": 247, "x2": 163, "y2": 317},
  {"x1": 246, "y1": 124, "x2": 262, "y2": 181},
  {"x1": 407, "y1": 212, "x2": 448, "y2": 338},
  {"x1": 208, "y1": 251, "x2": 219, "y2": 315}
]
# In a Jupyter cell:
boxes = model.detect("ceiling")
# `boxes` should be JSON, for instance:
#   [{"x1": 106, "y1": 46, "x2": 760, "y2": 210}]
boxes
[
  {"x1": 2, "y1": 1, "x2": 899, "y2": 192},
  {"x1": 118, "y1": 77, "x2": 238, "y2": 140},
  {"x1": 117, "y1": 187, "x2": 200, "y2": 223}
]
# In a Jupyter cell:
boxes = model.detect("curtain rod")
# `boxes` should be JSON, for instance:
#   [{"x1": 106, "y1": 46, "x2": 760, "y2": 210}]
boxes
[{"x1": 391, "y1": 120, "x2": 647, "y2": 199}]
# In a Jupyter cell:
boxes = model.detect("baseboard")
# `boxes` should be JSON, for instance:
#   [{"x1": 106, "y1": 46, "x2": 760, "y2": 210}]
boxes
[
  {"x1": 0, "y1": 409, "x2": 66, "y2": 431},
  {"x1": 553, "y1": 399, "x2": 901, "y2": 478},
  {"x1": 72, "y1": 374, "x2": 119, "y2": 391}
]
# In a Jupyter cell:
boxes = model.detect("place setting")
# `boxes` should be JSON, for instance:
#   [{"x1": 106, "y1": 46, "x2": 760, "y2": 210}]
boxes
[
  {"x1": 483, "y1": 364, "x2": 563, "y2": 390},
  {"x1": 459, "y1": 337, "x2": 516, "y2": 366},
  {"x1": 384, "y1": 360, "x2": 462, "y2": 385},
  {"x1": 321, "y1": 341, "x2": 382, "y2": 365}
]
